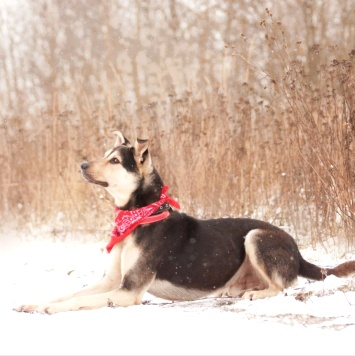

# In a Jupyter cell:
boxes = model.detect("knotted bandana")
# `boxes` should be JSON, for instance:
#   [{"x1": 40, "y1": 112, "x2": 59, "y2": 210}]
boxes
[{"x1": 106, "y1": 186, "x2": 180, "y2": 252}]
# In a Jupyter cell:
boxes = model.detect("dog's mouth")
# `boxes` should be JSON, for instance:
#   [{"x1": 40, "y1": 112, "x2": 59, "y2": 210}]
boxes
[{"x1": 81, "y1": 170, "x2": 109, "y2": 187}]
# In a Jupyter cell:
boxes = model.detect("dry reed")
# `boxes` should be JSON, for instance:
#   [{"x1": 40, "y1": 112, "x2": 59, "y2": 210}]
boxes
[{"x1": 1, "y1": 2, "x2": 355, "y2": 250}]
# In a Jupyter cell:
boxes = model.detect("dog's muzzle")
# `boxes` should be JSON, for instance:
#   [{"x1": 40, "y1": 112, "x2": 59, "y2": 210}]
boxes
[{"x1": 80, "y1": 162, "x2": 109, "y2": 187}]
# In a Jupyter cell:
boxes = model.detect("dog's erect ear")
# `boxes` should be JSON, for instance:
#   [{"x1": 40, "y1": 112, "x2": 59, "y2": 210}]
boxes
[
  {"x1": 134, "y1": 138, "x2": 150, "y2": 164},
  {"x1": 112, "y1": 131, "x2": 131, "y2": 147}
]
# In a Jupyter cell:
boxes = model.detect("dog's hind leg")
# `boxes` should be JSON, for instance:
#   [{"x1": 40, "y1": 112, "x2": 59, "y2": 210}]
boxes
[{"x1": 241, "y1": 229, "x2": 299, "y2": 301}]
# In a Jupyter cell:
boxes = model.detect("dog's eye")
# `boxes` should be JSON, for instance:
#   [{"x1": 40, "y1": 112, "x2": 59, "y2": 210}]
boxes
[{"x1": 109, "y1": 158, "x2": 120, "y2": 164}]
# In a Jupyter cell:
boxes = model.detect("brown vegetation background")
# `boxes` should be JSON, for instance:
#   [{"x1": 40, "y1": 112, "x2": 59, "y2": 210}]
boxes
[{"x1": 1, "y1": 0, "x2": 355, "y2": 249}]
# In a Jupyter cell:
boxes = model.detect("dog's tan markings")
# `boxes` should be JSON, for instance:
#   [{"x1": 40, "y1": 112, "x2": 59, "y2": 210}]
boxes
[
  {"x1": 242, "y1": 229, "x2": 285, "y2": 300},
  {"x1": 222, "y1": 255, "x2": 267, "y2": 298},
  {"x1": 87, "y1": 148, "x2": 139, "y2": 207},
  {"x1": 105, "y1": 171, "x2": 138, "y2": 207}
]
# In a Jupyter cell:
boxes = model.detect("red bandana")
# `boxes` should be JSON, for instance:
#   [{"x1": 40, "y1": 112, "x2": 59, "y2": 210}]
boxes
[{"x1": 106, "y1": 186, "x2": 180, "y2": 252}]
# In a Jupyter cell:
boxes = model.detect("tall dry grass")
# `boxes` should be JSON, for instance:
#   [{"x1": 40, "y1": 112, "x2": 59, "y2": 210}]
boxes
[{"x1": 1, "y1": 2, "x2": 355, "y2": 250}]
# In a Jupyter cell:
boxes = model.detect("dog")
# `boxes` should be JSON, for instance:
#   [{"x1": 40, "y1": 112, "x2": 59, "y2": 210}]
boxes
[{"x1": 15, "y1": 130, "x2": 355, "y2": 314}]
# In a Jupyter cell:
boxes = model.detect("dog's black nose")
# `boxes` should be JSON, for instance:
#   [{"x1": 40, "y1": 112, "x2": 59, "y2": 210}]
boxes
[{"x1": 81, "y1": 162, "x2": 90, "y2": 170}]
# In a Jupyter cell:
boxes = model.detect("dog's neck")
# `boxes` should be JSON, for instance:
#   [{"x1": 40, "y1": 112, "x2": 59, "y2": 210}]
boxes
[{"x1": 119, "y1": 169, "x2": 165, "y2": 210}]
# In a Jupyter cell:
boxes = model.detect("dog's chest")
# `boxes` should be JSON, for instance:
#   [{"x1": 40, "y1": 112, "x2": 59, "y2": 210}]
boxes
[{"x1": 119, "y1": 234, "x2": 141, "y2": 276}]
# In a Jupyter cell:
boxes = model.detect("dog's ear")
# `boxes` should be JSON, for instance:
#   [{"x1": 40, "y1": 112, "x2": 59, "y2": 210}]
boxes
[
  {"x1": 134, "y1": 138, "x2": 150, "y2": 165},
  {"x1": 113, "y1": 131, "x2": 130, "y2": 147}
]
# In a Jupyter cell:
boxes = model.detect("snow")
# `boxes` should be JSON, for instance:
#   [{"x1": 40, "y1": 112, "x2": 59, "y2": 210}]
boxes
[{"x1": 1, "y1": 229, "x2": 355, "y2": 355}]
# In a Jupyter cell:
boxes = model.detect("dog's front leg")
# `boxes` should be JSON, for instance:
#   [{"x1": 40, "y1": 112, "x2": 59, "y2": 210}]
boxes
[
  {"x1": 35, "y1": 289, "x2": 140, "y2": 314},
  {"x1": 34, "y1": 271, "x2": 156, "y2": 314},
  {"x1": 14, "y1": 244, "x2": 123, "y2": 313},
  {"x1": 50, "y1": 243, "x2": 123, "y2": 302}
]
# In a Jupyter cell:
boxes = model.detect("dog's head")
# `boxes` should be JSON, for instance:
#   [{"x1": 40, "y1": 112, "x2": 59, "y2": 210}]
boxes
[{"x1": 81, "y1": 131, "x2": 156, "y2": 207}]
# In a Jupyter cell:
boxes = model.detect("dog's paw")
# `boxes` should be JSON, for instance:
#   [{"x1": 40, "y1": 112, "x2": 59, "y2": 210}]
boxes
[
  {"x1": 13, "y1": 304, "x2": 39, "y2": 313},
  {"x1": 14, "y1": 302, "x2": 74, "y2": 314},
  {"x1": 34, "y1": 304, "x2": 57, "y2": 314},
  {"x1": 13, "y1": 303, "x2": 58, "y2": 314},
  {"x1": 242, "y1": 291, "x2": 254, "y2": 301},
  {"x1": 242, "y1": 289, "x2": 279, "y2": 300}
]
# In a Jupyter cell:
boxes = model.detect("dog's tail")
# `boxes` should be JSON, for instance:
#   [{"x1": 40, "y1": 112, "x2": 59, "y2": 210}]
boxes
[{"x1": 298, "y1": 255, "x2": 355, "y2": 280}]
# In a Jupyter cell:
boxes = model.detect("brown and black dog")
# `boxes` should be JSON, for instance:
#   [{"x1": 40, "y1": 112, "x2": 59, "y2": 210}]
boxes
[{"x1": 14, "y1": 131, "x2": 355, "y2": 314}]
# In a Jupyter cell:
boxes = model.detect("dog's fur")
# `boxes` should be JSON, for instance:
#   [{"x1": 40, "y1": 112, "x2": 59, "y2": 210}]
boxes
[{"x1": 15, "y1": 131, "x2": 355, "y2": 314}]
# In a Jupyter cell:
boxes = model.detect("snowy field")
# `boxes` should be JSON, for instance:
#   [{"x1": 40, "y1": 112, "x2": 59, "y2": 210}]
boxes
[{"x1": 1, "y1": 229, "x2": 355, "y2": 356}]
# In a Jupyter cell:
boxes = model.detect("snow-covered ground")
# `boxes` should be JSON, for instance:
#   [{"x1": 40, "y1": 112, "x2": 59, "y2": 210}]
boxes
[{"x1": 1, "y1": 229, "x2": 355, "y2": 355}]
